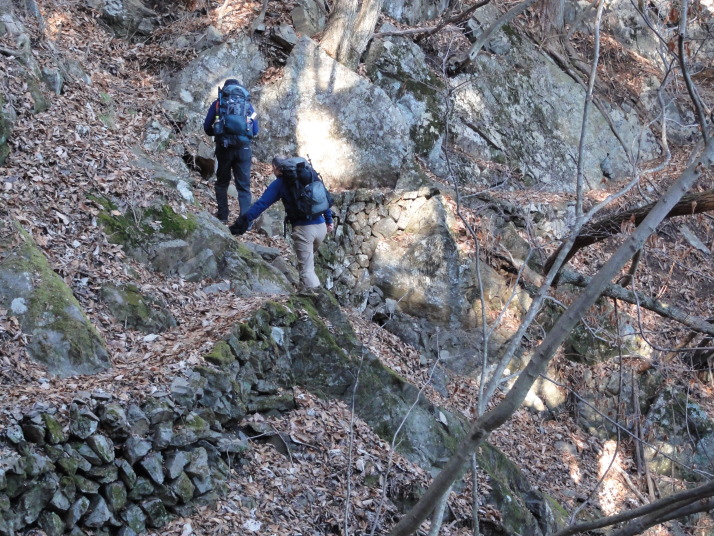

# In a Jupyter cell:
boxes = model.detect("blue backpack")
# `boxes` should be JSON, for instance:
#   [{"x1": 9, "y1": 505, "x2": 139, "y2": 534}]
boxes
[{"x1": 213, "y1": 83, "x2": 254, "y2": 146}]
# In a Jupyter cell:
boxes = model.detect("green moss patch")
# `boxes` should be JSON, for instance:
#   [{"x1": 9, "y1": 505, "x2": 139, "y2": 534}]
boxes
[{"x1": 0, "y1": 219, "x2": 109, "y2": 375}]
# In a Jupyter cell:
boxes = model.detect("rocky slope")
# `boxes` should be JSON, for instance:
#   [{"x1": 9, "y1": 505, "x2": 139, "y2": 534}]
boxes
[{"x1": 1, "y1": 0, "x2": 714, "y2": 535}]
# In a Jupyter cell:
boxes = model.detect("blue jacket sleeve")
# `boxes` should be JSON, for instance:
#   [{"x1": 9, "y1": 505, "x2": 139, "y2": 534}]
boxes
[
  {"x1": 324, "y1": 208, "x2": 333, "y2": 225},
  {"x1": 245, "y1": 179, "x2": 282, "y2": 222},
  {"x1": 203, "y1": 101, "x2": 218, "y2": 136}
]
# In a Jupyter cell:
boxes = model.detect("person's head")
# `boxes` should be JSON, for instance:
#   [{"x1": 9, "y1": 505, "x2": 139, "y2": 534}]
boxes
[{"x1": 224, "y1": 78, "x2": 240, "y2": 87}]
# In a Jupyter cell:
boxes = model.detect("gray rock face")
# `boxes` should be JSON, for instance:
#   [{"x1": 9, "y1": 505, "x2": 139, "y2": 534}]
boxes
[
  {"x1": 368, "y1": 194, "x2": 499, "y2": 332},
  {"x1": 0, "y1": 218, "x2": 110, "y2": 376},
  {"x1": 164, "y1": 34, "x2": 267, "y2": 164},
  {"x1": 291, "y1": 0, "x2": 327, "y2": 36},
  {"x1": 167, "y1": 35, "x2": 266, "y2": 109},
  {"x1": 447, "y1": 11, "x2": 658, "y2": 192},
  {"x1": 365, "y1": 25, "x2": 447, "y2": 158},
  {"x1": 85, "y1": 0, "x2": 157, "y2": 38},
  {"x1": 256, "y1": 37, "x2": 412, "y2": 189},
  {"x1": 382, "y1": 0, "x2": 450, "y2": 25}
]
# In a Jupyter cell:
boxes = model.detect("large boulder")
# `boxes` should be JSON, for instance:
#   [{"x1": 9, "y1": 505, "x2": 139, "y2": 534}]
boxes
[
  {"x1": 0, "y1": 217, "x2": 110, "y2": 376},
  {"x1": 84, "y1": 0, "x2": 157, "y2": 38},
  {"x1": 365, "y1": 24, "x2": 447, "y2": 159},
  {"x1": 382, "y1": 0, "x2": 450, "y2": 25},
  {"x1": 96, "y1": 200, "x2": 292, "y2": 296},
  {"x1": 256, "y1": 37, "x2": 412, "y2": 189},
  {"x1": 167, "y1": 35, "x2": 266, "y2": 109}
]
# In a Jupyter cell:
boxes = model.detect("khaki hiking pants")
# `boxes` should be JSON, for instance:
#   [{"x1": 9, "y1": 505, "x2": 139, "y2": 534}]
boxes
[{"x1": 292, "y1": 223, "x2": 327, "y2": 288}]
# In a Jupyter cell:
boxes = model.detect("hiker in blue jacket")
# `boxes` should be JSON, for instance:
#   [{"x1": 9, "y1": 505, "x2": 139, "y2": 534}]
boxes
[
  {"x1": 203, "y1": 78, "x2": 259, "y2": 224},
  {"x1": 230, "y1": 156, "x2": 334, "y2": 289}
]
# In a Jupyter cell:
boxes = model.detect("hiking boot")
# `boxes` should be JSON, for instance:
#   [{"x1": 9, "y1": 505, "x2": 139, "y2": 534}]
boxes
[{"x1": 215, "y1": 212, "x2": 229, "y2": 225}]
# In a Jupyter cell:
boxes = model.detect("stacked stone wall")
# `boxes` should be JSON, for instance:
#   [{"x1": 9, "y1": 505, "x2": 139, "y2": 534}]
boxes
[
  {"x1": 0, "y1": 320, "x2": 293, "y2": 536},
  {"x1": 324, "y1": 186, "x2": 440, "y2": 306}
]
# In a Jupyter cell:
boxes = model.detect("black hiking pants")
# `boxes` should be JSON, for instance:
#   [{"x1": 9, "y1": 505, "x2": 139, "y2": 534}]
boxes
[{"x1": 214, "y1": 143, "x2": 252, "y2": 221}]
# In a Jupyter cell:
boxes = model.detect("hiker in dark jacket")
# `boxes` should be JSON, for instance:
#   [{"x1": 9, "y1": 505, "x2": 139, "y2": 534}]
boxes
[
  {"x1": 203, "y1": 78, "x2": 259, "y2": 223},
  {"x1": 230, "y1": 156, "x2": 334, "y2": 289}
]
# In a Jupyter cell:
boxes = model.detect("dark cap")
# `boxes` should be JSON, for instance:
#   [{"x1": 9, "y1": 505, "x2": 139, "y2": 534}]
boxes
[{"x1": 224, "y1": 78, "x2": 240, "y2": 86}]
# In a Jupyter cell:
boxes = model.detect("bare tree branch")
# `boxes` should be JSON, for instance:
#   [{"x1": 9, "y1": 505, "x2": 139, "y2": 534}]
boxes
[
  {"x1": 554, "y1": 480, "x2": 714, "y2": 536},
  {"x1": 677, "y1": 0, "x2": 709, "y2": 145},
  {"x1": 610, "y1": 497, "x2": 714, "y2": 536},
  {"x1": 372, "y1": 0, "x2": 491, "y2": 40},
  {"x1": 543, "y1": 189, "x2": 714, "y2": 275},
  {"x1": 451, "y1": 0, "x2": 542, "y2": 72},
  {"x1": 555, "y1": 268, "x2": 714, "y2": 338}
]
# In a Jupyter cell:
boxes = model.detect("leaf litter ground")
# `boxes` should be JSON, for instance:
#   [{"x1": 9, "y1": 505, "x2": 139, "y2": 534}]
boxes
[{"x1": 1, "y1": 1, "x2": 714, "y2": 535}]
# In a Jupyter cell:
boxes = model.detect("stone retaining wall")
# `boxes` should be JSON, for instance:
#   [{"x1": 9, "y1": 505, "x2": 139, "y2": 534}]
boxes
[
  {"x1": 323, "y1": 186, "x2": 441, "y2": 307},
  {"x1": 0, "y1": 318, "x2": 294, "y2": 536}
]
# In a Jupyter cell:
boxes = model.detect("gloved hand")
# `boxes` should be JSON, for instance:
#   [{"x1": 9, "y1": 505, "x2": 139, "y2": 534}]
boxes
[{"x1": 229, "y1": 215, "x2": 250, "y2": 236}]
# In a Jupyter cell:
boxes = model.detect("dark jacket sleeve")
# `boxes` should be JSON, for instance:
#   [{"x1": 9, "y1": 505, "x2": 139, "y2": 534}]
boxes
[
  {"x1": 244, "y1": 178, "x2": 282, "y2": 222},
  {"x1": 203, "y1": 100, "x2": 218, "y2": 136}
]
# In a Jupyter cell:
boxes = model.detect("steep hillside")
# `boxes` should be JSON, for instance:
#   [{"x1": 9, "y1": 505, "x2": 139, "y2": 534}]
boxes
[{"x1": 2, "y1": 0, "x2": 714, "y2": 535}]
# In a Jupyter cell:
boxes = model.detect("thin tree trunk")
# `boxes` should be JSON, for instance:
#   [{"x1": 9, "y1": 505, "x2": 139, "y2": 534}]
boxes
[
  {"x1": 544, "y1": 190, "x2": 714, "y2": 276},
  {"x1": 321, "y1": 0, "x2": 359, "y2": 61},
  {"x1": 389, "y1": 141, "x2": 714, "y2": 536},
  {"x1": 427, "y1": 484, "x2": 453, "y2": 536},
  {"x1": 540, "y1": 0, "x2": 564, "y2": 38},
  {"x1": 343, "y1": 0, "x2": 384, "y2": 68}
]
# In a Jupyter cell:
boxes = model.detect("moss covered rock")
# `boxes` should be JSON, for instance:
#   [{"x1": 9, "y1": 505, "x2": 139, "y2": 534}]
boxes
[
  {"x1": 478, "y1": 443, "x2": 565, "y2": 536},
  {"x1": 202, "y1": 340, "x2": 235, "y2": 367},
  {"x1": 225, "y1": 289, "x2": 564, "y2": 536},
  {"x1": 644, "y1": 385, "x2": 714, "y2": 481},
  {"x1": 233, "y1": 289, "x2": 463, "y2": 469},
  {"x1": 100, "y1": 283, "x2": 176, "y2": 333},
  {"x1": 0, "y1": 217, "x2": 110, "y2": 376},
  {"x1": 364, "y1": 23, "x2": 446, "y2": 158},
  {"x1": 95, "y1": 199, "x2": 291, "y2": 294},
  {"x1": 0, "y1": 92, "x2": 17, "y2": 166}
]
